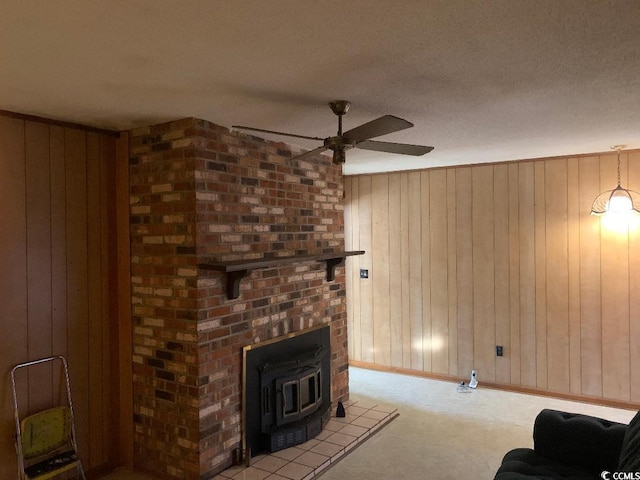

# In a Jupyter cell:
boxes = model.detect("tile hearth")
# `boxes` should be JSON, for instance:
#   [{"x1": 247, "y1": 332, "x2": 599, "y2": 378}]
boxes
[{"x1": 214, "y1": 399, "x2": 398, "y2": 480}]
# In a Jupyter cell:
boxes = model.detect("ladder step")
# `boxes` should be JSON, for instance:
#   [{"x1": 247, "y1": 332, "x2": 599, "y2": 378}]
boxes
[{"x1": 25, "y1": 450, "x2": 78, "y2": 479}]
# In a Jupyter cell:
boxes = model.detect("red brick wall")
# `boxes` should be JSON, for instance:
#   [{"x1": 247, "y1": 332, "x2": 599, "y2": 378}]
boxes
[{"x1": 129, "y1": 118, "x2": 348, "y2": 479}]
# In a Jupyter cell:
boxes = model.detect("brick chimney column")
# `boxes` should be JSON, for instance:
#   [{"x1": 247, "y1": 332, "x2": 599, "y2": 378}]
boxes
[{"x1": 129, "y1": 118, "x2": 349, "y2": 479}]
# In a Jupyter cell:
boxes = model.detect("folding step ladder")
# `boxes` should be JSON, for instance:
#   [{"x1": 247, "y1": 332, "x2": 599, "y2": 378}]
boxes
[{"x1": 11, "y1": 356, "x2": 86, "y2": 480}]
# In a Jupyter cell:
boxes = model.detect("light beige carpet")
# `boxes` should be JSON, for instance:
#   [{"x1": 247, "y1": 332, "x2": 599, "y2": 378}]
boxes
[
  {"x1": 100, "y1": 367, "x2": 637, "y2": 480},
  {"x1": 319, "y1": 368, "x2": 636, "y2": 480}
]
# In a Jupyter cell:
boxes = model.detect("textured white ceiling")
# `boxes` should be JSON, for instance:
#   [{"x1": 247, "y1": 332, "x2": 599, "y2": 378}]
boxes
[{"x1": 2, "y1": 0, "x2": 640, "y2": 174}]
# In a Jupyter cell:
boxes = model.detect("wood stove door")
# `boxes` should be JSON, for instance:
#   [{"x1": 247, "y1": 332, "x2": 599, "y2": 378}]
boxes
[{"x1": 273, "y1": 366, "x2": 319, "y2": 427}]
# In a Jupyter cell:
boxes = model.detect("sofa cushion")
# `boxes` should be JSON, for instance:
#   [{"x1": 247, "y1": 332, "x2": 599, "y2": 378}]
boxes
[
  {"x1": 494, "y1": 448, "x2": 601, "y2": 480},
  {"x1": 618, "y1": 409, "x2": 640, "y2": 472},
  {"x1": 533, "y1": 409, "x2": 627, "y2": 474}
]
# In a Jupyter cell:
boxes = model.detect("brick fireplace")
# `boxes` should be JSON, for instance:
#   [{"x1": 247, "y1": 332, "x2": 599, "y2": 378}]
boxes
[{"x1": 128, "y1": 118, "x2": 349, "y2": 479}]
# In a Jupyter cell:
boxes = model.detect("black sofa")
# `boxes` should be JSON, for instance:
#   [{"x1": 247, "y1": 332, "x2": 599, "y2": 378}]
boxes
[{"x1": 494, "y1": 408, "x2": 640, "y2": 479}]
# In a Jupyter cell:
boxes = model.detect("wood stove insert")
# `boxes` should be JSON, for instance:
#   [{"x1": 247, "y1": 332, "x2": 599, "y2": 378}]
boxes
[{"x1": 242, "y1": 325, "x2": 331, "y2": 460}]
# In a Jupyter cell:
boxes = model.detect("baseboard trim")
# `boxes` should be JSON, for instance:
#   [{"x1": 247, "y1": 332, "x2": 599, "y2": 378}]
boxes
[{"x1": 349, "y1": 361, "x2": 640, "y2": 411}]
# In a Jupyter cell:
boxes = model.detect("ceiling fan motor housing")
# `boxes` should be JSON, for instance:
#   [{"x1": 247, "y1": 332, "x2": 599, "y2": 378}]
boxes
[
  {"x1": 323, "y1": 135, "x2": 354, "y2": 164},
  {"x1": 324, "y1": 136, "x2": 355, "y2": 150}
]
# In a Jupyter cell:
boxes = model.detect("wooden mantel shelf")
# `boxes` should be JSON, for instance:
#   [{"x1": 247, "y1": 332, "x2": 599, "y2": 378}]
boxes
[{"x1": 198, "y1": 251, "x2": 365, "y2": 300}]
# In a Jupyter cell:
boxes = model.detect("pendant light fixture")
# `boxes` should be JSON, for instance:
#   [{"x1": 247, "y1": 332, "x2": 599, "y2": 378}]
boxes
[{"x1": 590, "y1": 145, "x2": 640, "y2": 216}]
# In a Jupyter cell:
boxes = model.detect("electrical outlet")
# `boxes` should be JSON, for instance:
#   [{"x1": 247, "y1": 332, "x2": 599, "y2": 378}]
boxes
[
  {"x1": 360, "y1": 269, "x2": 369, "y2": 279},
  {"x1": 496, "y1": 345, "x2": 504, "y2": 357}
]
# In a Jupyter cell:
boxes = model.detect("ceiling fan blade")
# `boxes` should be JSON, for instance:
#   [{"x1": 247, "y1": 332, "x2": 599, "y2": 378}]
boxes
[
  {"x1": 357, "y1": 140, "x2": 434, "y2": 156},
  {"x1": 343, "y1": 115, "x2": 413, "y2": 143},
  {"x1": 233, "y1": 125, "x2": 323, "y2": 142},
  {"x1": 290, "y1": 145, "x2": 329, "y2": 161}
]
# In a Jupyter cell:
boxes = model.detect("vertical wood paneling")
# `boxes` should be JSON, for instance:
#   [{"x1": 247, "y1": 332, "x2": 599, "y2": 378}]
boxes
[
  {"x1": 50, "y1": 126, "x2": 68, "y2": 364},
  {"x1": 579, "y1": 156, "x2": 603, "y2": 397},
  {"x1": 600, "y1": 153, "x2": 631, "y2": 401},
  {"x1": 430, "y1": 170, "x2": 448, "y2": 374},
  {"x1": 519, "y1": 163, "x2": 536, "y2": 387},
  {"x1": 358, "y1": 176, "x2": 373, "y2": 362},
  {"x1": 87, "y1": 132, "x2": 104, "y2": 467},
  {"x1": 115, "y1": 132, "x2": 134, "y2": 467},
  {"x1": 371, "y1": 175, "x2": 391, "y2": 365},
  {"x1": 628, "y1": 151, "x2": 640, "y2": 403},
  {"x1": 347, "y1": 177, "x2": 362, "y2": 361},
  {"x1": 0, "y1": 114, "x2": 122, "y2": 478},
  {"x1": 420, "y1": 171, "x2": 432, "y2": 371},
  {"x1": 534, "y1": 162, "x2": 547, "y2": 389},
  {"x1": 456, "y1": 168, "x2": 473, "y2": 376},
  {"x1": 344, "y1": 177, "x2": 354, "y2": 359},
  {"x1": 0, "y1": 117, "x2": 28, "y2": 480},
  {"x1": 472, "y1": 165, "x2": 495, "y2": 381},
  {"x1": 400, "y1": 173, "x2": 412, "y2": 368},
  {"x1": 344, "y1": 149, "x2": 640, "y2": 405},
  {"x1": 408, "y1": 172, "x2": 423, "y2": 369},
  {"x1": 65, "y1": 128, "x2": 91, "y2": 461},
  {"x1": 494, "y1": 164, "x2": 510, "y2": 384},
  {"x1": 508, "y1": 164, "x2": 521, "y2": 384},
  {"x1": 101, "y1": 135, "x2": 115, "y2": 465},
  {"x1": 388, "y1": 173, "x2": 403, "y2": 367},
  {"x1": 446, "y1": 170, "x2": 458, "y2": 376},
  {"x1": 25, "y1": 121, "x2": 54, "y2": 412},
  {"x1": 545, "y1": 160, "x2": 570, "y2": 393},
  {"x1": 567, "y1": 158, "x2": 582, "y2": 395}
]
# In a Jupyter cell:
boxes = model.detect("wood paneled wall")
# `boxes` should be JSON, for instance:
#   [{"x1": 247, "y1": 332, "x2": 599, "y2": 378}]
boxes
[
  {"x1": 0, "y1": 112, "x2": 131, "y2": 477},
  {"x1": 345, "y1": 151, "x2": 640, "y2": 405}
]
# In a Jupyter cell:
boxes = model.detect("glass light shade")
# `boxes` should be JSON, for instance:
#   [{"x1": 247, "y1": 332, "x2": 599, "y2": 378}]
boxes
[
  {"x1": 607, "y1": 191, "x2": 633, "y2": 213},
  {"x1": 591, "y1": 186, "x2": 640, "y2": 216}
]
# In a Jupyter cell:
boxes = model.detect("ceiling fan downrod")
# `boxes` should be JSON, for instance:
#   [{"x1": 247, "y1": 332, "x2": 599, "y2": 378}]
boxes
[
  {"x1": 328, "y1": 100, "x2": 352, "y2": 163},
  {"x1": 329, "y1": 100, "x2": 350, "y2": 137}
]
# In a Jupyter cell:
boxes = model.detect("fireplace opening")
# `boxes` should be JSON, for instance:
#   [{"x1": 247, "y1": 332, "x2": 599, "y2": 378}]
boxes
[{"x1": 243, "y1": 325, "x2": 331, "y2": 458}]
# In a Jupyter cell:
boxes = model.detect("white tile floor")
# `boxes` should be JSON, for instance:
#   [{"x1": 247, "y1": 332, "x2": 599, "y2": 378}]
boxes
[
  {"x1": 99, "y1": 399, "x2": 397, "y2": 480},
  {"x1": 211, "y1": 400, "x2": 398, "y2": 480}
]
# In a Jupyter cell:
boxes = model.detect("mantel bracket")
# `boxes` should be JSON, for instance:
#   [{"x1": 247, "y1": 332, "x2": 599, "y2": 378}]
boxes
[
  {"x1": 227, "y1": 270, "x2": 252, "y2": 300},
  {"x1": 324, "y1": 257, "x2": 345, "y2": 282}
]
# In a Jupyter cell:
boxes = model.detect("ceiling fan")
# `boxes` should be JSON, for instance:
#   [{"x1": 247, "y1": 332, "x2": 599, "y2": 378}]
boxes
[{"x1": 233, "y1": 100, "x2": 434, "y2": 164}]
